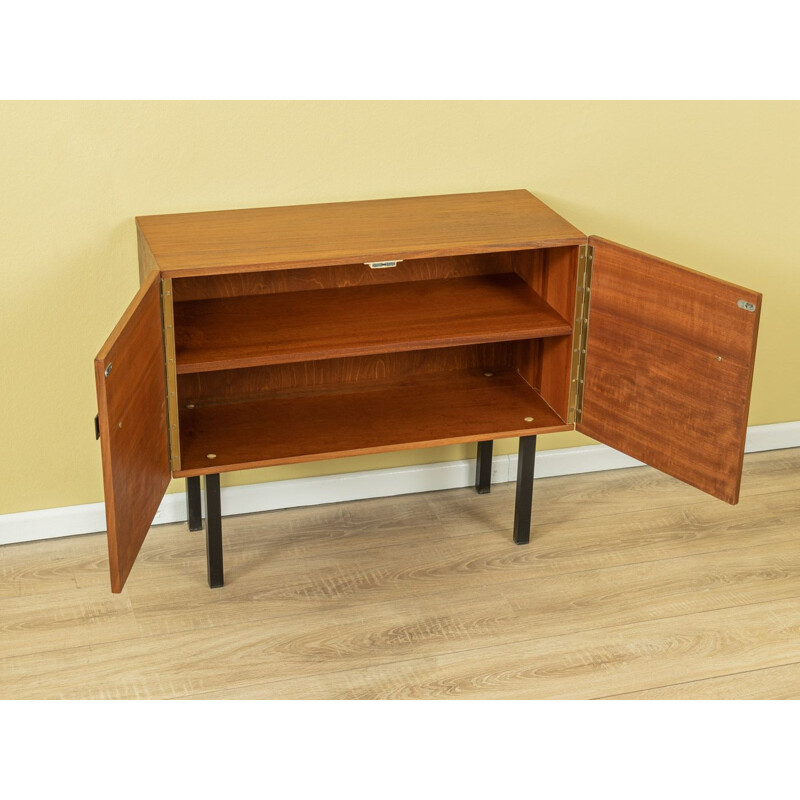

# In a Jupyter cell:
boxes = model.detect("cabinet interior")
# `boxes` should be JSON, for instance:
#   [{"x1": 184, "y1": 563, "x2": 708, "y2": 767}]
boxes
[{"x1": 169, "y1": 246, "x2": 579, "y2": 476}]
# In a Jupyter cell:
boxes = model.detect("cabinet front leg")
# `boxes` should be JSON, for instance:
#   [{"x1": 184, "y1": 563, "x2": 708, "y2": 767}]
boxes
[
  {"x1": 475, "y1": 440, "x2": 493, "y2": 494},
  {"x1": 203, "y1": 473, "x2": 224, "y2": 588},
  {"x1": 512, "y1": 435, "x2": 537, "y2": 545},
  {"x1": 186, "y1": 476, "x2": 203, "y2": 531}
]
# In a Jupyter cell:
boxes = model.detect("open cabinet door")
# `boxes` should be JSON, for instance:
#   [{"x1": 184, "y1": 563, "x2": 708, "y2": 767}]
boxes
[
  {"x1": 95, "y1": 271, "x2": 171, "y2": 592},
  {"x1": 577, "y1": 238, "x2": 760, "y2": 504}
]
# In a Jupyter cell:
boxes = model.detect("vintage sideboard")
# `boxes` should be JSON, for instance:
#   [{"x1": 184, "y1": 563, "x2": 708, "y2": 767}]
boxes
[{"x1": 94, "y1": 190, "x2": 761, "y2": 592}]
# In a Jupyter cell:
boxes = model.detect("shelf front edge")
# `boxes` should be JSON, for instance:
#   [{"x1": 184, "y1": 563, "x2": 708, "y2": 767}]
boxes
[{"x1": 173, "y1": 422, "x2": 573, "y2": 477}]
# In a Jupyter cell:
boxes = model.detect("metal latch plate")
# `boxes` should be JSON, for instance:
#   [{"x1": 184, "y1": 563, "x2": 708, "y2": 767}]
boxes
[{"x1": 365, "y1": 260, "x2": 401, "y2": 269}]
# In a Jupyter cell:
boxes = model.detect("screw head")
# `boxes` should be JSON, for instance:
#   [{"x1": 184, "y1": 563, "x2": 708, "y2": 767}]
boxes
[
  {"x1": 524, "y1": 417, "x2": 534, "y2": 422},
  {"x1": 206, "y1": 453, "x2": 217, "y2": 459}
]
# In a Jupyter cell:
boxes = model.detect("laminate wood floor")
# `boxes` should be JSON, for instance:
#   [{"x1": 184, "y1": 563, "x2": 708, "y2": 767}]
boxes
[{"x1": 1, "y1": 448, "x2": 798, "y2": 699}]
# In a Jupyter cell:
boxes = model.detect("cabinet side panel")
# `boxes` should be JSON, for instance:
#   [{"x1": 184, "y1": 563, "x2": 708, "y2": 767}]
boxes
[
  {"x1": 539, "y1": 246, "x2": 580, "y2": 418},
  {"x1": 137, "y1": 225, "x2": 160, "y2": 286},
  {"x1": 95, "y1": 272, "x2": 170, "y2": 592},
  {"x1": 511, "y1": 246, "x2": 580, "y2": 417},
  {"x1": 510, "y1": 249, "x2": 545, "y2": 389},
  {"x1": 578, "y1": 237, "x2": 761, "y2": 504}
]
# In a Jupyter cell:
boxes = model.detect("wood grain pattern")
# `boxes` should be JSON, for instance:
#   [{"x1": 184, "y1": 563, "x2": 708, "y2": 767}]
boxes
[
  {"x1": 206, "y1": 597, "x2": 800, "y2": 700},
  {"x1": 94, "y1": 272, "x2": 170, "y2": 593},
  {"x1": 173, "y1": 273, "x2": 572, "y2": 374},
  {"x1": 122, "y1": 490, "x2": 800, "y2": 633},
  {"x1": 0, "y1": 591, "x2": 138, "y2": 659},
  {"x1": 177, "y1": 343, "x2": 519, "y2": 406},
  {"x1": 579, "y1": 237, "x2": 761, "y2": 504},
  {"x1": 64, "y1": 447, "x2": 793, "y2": 593},
  {"x1": 171, "y1": 253, "x2": 511, "y2": 302},
  {"x1": 176, "y1": 367, "x2": 570, "y2": 476},
  {"x1": 136, "y1": 190, "x2": 587, "y2": 278},
  {"x1": 1, "y1": 448, "x2": 798, "y2": 699}
]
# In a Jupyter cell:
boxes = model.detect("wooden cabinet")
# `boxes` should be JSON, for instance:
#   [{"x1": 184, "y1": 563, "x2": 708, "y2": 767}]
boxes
[{"x1": 94, "y1": 190, "x2": 761, "y2": 592}]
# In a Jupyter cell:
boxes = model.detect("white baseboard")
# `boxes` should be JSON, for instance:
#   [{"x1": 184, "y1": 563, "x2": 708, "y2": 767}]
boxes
[{"x1": 2, "y1": 421, "x2": 798, "y2": 547}]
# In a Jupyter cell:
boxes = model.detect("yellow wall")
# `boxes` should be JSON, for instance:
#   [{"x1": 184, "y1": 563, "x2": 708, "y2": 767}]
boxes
[{"x1": 1, "y1": 101, "x2": 798, "y2": 515}]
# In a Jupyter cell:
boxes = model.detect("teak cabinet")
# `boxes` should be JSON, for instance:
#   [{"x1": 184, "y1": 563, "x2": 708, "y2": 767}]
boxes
[{"x1": 94, "y1": 190, "x2": 761, "y2": 593}]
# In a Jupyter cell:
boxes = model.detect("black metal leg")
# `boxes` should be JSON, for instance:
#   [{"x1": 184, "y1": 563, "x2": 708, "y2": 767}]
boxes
[
  {"x1": 203, "y1": 473, "x2": 224, "y2": 588},
  {"x1": 186, "y1": 476, "x2": 202, "y2": 531},
  {"x1": 475, "y1": 440, "x2": 493, "y2": 494},
  {"x1": 513, "y1": 435, "x2": 537, "y2": 545}
]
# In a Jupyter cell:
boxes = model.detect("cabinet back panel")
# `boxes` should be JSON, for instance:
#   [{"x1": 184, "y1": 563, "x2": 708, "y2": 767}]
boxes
[
  {"x1": 172, "y1": 253, "x2": 513, "y2": 302},
  {"x1": 177, "y1": 343, "x2": 523, "y2": 407}
]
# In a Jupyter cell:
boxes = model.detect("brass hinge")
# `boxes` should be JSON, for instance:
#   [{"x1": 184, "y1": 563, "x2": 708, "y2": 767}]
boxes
[
  {"x1": 160, "y1": 278, "x2": 181, "y2": 472},
  {"x1": 568, "y1": 244, "x2": 594, "y2": 425}
]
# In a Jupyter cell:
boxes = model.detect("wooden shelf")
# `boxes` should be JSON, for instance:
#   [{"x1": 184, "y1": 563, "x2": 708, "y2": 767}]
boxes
[
  {"x1": 175, "y1": 367, "x2": 570, "y2": 476},
  {"x1": 174, "y1": 273, "x2": 572, "y2": 374}
]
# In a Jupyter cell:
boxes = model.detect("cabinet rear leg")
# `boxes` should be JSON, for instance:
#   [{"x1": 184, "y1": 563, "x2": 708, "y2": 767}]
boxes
[
  {"x1": 512, "y1": 435, "x2": 537, "y2": 545},
  {"x1": 186, "y1": 476, "x2": 202, "y2": 531},
  {"x1": 203, "y1": 473, "x2": 224, "y2": 588},
  {"x1": 475, "y1": 440, "x2": 493, "y2": 494}
]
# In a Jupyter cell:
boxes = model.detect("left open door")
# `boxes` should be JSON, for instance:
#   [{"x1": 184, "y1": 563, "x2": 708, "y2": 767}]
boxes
[{"x1": 95, "y1": 271, "x2": 171, "y2": 592}]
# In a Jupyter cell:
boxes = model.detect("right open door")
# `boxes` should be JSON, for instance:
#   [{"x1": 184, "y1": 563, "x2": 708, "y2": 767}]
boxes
[{"x1": 577, "y1": 237, "x2": 761, "y2": 504}]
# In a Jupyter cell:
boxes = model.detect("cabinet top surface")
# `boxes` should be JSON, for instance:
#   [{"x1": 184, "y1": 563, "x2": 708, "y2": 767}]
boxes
[{"x1": 136, "y1": 190, "x2": 586, "y2": 277}]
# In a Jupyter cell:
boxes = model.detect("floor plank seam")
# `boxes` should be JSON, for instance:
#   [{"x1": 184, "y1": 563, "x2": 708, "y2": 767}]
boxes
[{"x1": 595, "y1": 658, "x2": 800, "y2": 699}]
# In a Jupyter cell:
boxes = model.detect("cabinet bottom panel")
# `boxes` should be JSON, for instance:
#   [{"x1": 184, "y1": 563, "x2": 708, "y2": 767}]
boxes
[{"x1": 174, "y1": 367, "x2": 570, "y2": 476}]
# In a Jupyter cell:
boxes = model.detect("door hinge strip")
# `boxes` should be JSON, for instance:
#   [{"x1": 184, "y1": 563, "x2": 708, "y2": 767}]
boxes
[
  {"x1": 568, "y1": 244, "x2": 594, "y2": 425},
  {"x1": 161, "y1": 277, "x2": 181, "y2": 472}
]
